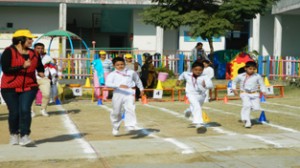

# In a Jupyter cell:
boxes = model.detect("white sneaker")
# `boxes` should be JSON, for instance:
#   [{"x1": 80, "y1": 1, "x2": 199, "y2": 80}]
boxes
[
  {"x1": 125, "y1": 126, "x2": 138, "y2": 132},
  {"x1": 184, "y1": 109, "x2": 191, "y2": 118},
  {"x1": 9, "y1": 134, "x2": 19, "y2": 145},
  {"x1": 19, "y1": 135, "x2": 34, "y2": 146},
  {"x1": 112, "y1": 128, "x2": 119, "y2": 136},
  {"x1": 40, "y1": 109, "x2": 49, "y2": 117},
  {"x1": 245, "y1": 120, "x2": 252, "y2": 128},
  {"x1": 31, "y1": 111, "x2": 36, "y2": 118}
]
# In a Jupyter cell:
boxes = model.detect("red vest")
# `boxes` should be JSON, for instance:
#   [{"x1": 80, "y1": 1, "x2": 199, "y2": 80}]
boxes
[{"x1": 1, "y1": 47, "x2": 39, "y2": 92}]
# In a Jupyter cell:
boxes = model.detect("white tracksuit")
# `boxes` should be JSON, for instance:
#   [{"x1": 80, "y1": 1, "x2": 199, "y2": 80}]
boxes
[
  {"x1": 203, "y1": 66, "x2": 214, "y2": 102},
  {"x1": 106, "y1": 68, "x2": 144, "y2": 130},
  {"x1": 178, "y1": 72, "x2": 213, "y2": 124},
  {"x1": 232, "y1": 73, "x2": 266, "y2": 122}
]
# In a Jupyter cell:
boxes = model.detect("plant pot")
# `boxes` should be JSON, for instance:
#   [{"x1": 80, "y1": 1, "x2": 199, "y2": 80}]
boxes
[{"x1": 158, "y1": 72, "x2": 168, "y2": 82}]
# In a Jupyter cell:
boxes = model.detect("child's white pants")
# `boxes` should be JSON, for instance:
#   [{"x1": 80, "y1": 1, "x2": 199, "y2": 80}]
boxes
[
  {"x1": 240, "y1": 93, "x2": 261, "y2": 121},
  {"x1": 187, "y1": 94, "x2": 205, "y2": 124},
  {"x1": 111, "y1": 91, "x2": 136, "y2": 129}
]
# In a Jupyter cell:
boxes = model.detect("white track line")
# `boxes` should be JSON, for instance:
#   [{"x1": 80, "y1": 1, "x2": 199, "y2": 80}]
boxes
[
  {"x1": 262, "y1": 122, "x2": 298, "y2": 133},
  {"x1": 144, "y1": 104, "x2": 288, "y2": 148},
  {"x1": 99, "y1": 105, "x2": 195, "y2": 154},
  {"x1": 245, "y1": 134, "x2": 283, "y2": 148},
  {"x1": 226, "y1": 102, "x2": 300, "y2": 118},
  {"x1": 206, "y1": 104, "x2": 299, "y2": 133},
  {"x1": 56, "y1": 105, "x2": 97, "y2": 159},
  {"x1": 145, "y1": 104, "x2": 236, "y2": 136},
  {"x1": 264, "y1": 102, "x2": 300, "y2": 110}
]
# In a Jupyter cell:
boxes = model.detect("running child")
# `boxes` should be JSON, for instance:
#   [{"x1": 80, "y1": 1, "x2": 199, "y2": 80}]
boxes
[
  {"x1": 232, "y1": 61, "x2": 266, "y2": 128},
  {"x1": 176, "y1": 61, "x2": 213, "y2": 132},
  {"x1": 106, "y1": 57, "x2": 144, "y2": 136}
]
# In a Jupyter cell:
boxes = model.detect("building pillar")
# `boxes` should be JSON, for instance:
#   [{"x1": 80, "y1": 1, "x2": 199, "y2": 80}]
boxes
[
  {"x1": 251, "y1": 14, "x2": 261, "y2": 53},
  {"x1": 59, "y1": 3, "x2": 67, "y2": 58},
  {"x1": 273, "y1": 15, "x2": 282, "y2": 56},
  {"x1": 156, "y1": 26, "x2": 164, "y2": 54}
]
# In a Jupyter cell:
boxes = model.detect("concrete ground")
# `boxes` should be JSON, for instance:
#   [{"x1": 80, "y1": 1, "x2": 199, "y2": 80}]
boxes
[{"x1": 0, "y1": 86, "x2": 300, "y2": 168}]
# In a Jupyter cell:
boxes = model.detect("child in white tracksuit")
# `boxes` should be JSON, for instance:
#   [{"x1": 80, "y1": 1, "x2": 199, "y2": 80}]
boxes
[
  {"x1": 232, "y1": 61, "x2": 266, "y2": 128},
  {"x1": 176, "y1": 62, "x2": 213, "y2": 129},
  {"x1": 106, "y1": 57, "x2": 144, "y2": 136}
]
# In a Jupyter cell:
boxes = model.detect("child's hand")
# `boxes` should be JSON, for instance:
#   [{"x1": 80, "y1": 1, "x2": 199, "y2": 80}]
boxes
[
  {"x1": 233, "y1": 90, "x2": 239, "y2": 96},
  {"x1": 176, "y1": 80, "x2": 181, "y2": 86},
  {"x1": 119, "y1": 85, "x2": 129, "y2": 88},
  {"x1": 202, "y1": 80, "x2": 206, "y2": 88}
]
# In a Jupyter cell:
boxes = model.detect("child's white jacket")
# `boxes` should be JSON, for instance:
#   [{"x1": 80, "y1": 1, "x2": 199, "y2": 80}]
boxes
[
  {"x1": 106, "y1": 68, "x2": 144, "y2": 95},
  {"x1": 178, "y1": 72, "x2": 213, "y2": 95},
  {"x1": 232, "y1": 72, "x2": 266, "y2": 93}
]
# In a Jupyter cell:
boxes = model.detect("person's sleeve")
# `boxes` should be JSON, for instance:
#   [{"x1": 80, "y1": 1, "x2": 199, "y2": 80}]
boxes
[
  {"x1": 105, "y1": 73, "x2": 119, "y2": 88},
  {"x1": 1, "y1": 49, "x2": 23, "y2": 74},
  {"x1": 36, "y1": 55, "x2": 44, "y2": 73},
  {"x1": 178, "y1": 72, "x2": 185, "y2": 81},
  {"x1": 204, "y1": 51, "x2": 210, "y2": 61},
  {"x1": 204, "y1": 76, "x2": 214, "y2": 89},
  {"x1": 232, "y1": 75, "x2": 240, "y2": 90},
  {"x1": 133, "y1": 72, "x2": 144, "y2": 91},
  {"x1": 258, "y1": 76, "x2": 267, "y2": 93}
]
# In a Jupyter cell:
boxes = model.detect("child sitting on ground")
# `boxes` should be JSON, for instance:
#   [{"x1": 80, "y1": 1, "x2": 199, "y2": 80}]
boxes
[
  {"x1": 232, "y1": 61, "x2": 266, "y2": 128},
  {"x1": 176, "y1": 61, "x2": 213, "y2": 133},
  {"x1": 105, "y1": 57, "x2": 144, "y2": 136}
]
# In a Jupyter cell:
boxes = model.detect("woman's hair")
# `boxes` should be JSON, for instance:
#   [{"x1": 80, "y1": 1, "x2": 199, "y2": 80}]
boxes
[
  {"x1": 12, "y1": 36, "x2": 27, "y2": 45},
  {"x1": 192, "y1": 61, "x2": 204, "y2": 69},
  {"x1": 112, "y1": 57, "x2": 125, "y2": 65}
]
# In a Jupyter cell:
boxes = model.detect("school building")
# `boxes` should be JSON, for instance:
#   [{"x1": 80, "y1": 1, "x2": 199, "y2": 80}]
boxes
[{"x1": 0, "y1": 0, "x2": 299, "y2": 57}]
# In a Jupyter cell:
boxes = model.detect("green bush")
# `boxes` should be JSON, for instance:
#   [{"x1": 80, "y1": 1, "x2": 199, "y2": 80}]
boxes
[{"x1": 289, "y1": 78, "x2": 300, "y2": 88}]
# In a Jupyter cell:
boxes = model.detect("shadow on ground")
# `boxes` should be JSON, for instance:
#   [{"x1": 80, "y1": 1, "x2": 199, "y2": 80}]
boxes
[
  {"x1": 116, "y1": 128, "x2": 160, "y2": 139},
  {"x1": 35, "y1": 133, "x2": 88, "y2": 145}
]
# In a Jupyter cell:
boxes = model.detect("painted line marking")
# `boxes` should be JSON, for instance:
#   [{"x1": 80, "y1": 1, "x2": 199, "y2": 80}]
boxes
[
  {"x1": 145, "y1": 104, "x2": 237, "y2": 136},
  {"x1": 55, "y1": 105, "x2": 97, "y2": 159},
  {"x1": 264, "y1": 102, "x2": 300, "y2": 110},
  {"x1": 245, "y1": 134, "x2": 283, "y2": 148},
  {"x1": 226, "y1": 102, "x2": 300, "y2": 118},
  {"x1": 262, "y1": 122, "x2": 298, "y2": 133},
  {"x1": 144, "y1": 104, "x2": 288, "y2": 148},
  {"x1": 99, "y1": 105, "x2": 195, "y2": 154},
  {"x1": 206, "y1": 103, "x2": 300, "y2": 133}
]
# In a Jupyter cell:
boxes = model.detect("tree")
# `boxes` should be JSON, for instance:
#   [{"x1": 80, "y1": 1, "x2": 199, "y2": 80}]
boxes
[{"x1": 142, "y1": 0, "x2": 279, "y2": 54}]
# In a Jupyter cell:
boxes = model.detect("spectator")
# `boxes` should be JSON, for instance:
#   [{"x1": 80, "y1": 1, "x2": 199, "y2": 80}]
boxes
[
  {"x1": 31, "y1": 43, "x2": 52, "y2": 117},
  {"x1": 141, "y1": 53, "x2": 157, "y2": 89},
  {"x1": 191, "y1": 42, "x2": 209, "y2": 62},
  {"x1": 1, "y1": 29, "x2": 44, "y2": 146}
]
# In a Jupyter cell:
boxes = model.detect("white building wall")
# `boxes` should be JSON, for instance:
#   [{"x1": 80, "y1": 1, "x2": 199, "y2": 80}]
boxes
[
  {"x1": 179, "y1": 26, "x2": 225, "y2": 55},
  {"x1": 0, "y1": 6, "x2": 59, "y2": 55},
  {"x1": 281, "y1": 15, "x2": 300, "y2": 56},
  {"x1": 259, "y1": 14, "x2": 274, "y2": 56},
  {"x1": 132, "y1": 9, "x2": 156, "y2": 53}
]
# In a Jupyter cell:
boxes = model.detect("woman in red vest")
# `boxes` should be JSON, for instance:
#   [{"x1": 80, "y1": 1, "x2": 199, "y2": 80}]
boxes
[{"x1": 1, "y1": 29, "x2": 45, "y2": 146}]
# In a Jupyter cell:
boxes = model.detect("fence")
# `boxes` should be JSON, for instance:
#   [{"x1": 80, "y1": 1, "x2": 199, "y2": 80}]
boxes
[
  {"x1": 51, "y1": 49, "x2": 300, "y2": 81},
  {"x1": 258, "y1": 56, "x2": 300, "y2": 80},
  {"x1": 58, "y1": 49, "x2": 196, "y2": 79}
]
